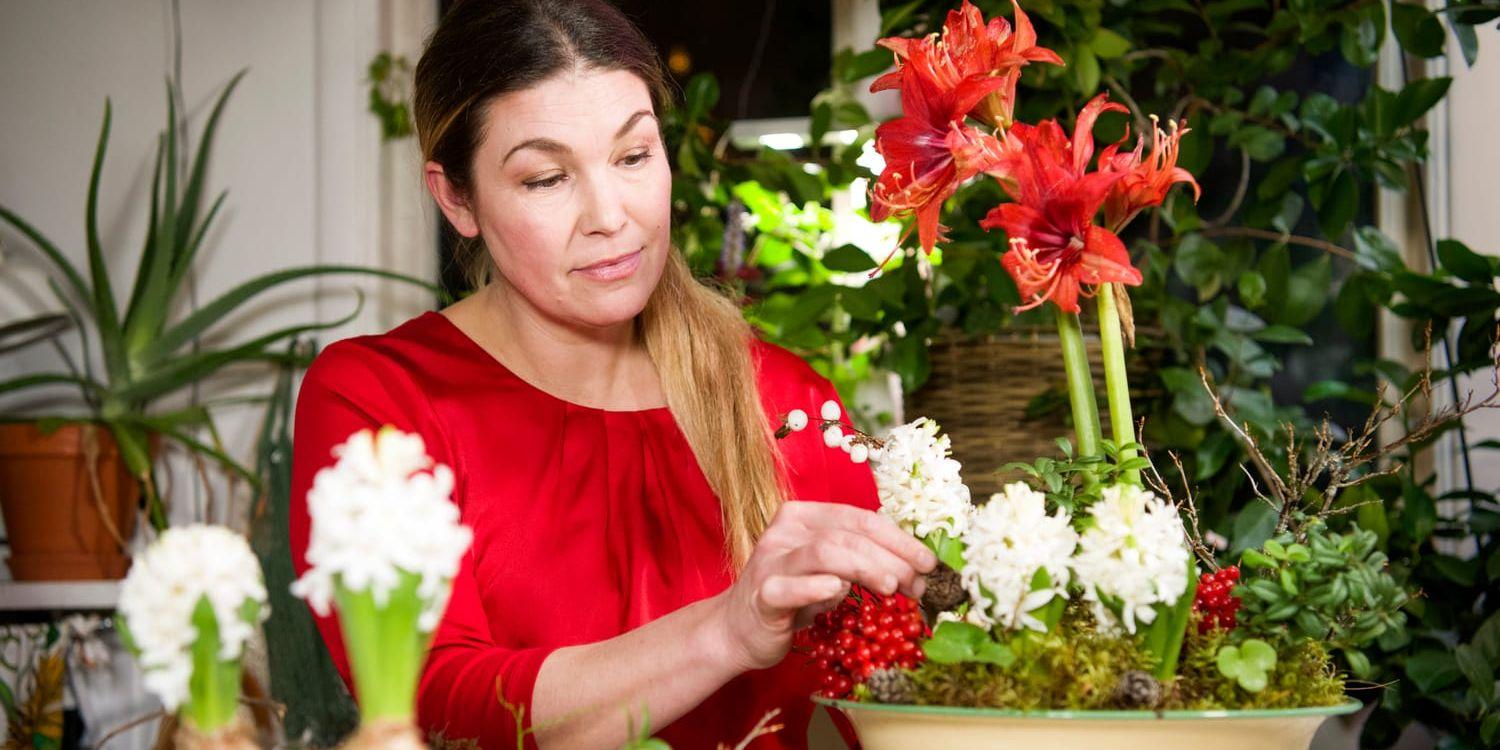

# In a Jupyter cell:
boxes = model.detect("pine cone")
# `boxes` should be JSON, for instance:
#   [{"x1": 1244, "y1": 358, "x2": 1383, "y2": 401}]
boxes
[
  {"x1": 865, "y1": 667, "x2": 915, "y2": 704},
  {"x1": 921, "y1": 563, "x2": 966, "y2": 613},
  {"x1": 1112, "y1": 670, "x2": 1162, "y2": 709}
]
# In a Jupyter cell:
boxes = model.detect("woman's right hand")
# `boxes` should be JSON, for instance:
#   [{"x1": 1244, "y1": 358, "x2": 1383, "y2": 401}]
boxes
[{"x1": 706, "y1": 501, "x2": 938, "y2": 673}]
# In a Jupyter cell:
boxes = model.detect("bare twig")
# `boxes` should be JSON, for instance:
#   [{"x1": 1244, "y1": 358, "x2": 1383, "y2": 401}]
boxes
[
  {"x1": 1197, "y1": 226, "x2": 1355, "y2": 260},
  {"x1": 717, "y1": 708, "x2": 785, "y2": 750},
  {"x1": 1207, "y1": 150, "x2": 1251, "y2": 228},
  {"x1": 1198, "y1": 325, "x2": 1500, "y2": 537}
]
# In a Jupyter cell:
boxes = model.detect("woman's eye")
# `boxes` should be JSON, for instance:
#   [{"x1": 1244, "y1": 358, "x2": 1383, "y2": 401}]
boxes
[
  {"x1": 620, "y1": 149, "x2": 653, "y2": 167},
  {"x1": 523, "y1": 173, "x2": 566, "y2": 191}
]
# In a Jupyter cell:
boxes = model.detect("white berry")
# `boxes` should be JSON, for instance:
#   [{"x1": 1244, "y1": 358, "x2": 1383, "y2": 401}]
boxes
[
  {"x1": 786, "y1": 409, "x2": 809, "y2": 432},
  {"x1": 850, "y1": 444, "x2": 869, "y2": 464},
  {"x1": 823, "y1": 425, "x2": 844, "y2": 448},
  {"x1": 820, "y1": 400, "x2": 841, "y2": 422}
]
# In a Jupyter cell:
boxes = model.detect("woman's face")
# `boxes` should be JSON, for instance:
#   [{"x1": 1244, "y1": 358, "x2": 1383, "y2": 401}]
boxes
[{"x1": 430, "y1": 68, "x2": 673, "y2": 331}]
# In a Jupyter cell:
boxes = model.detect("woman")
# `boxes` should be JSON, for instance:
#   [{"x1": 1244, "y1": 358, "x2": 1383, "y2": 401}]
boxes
[{"x1": 288, "y1": 1, "x2": 934, "y2": 748}]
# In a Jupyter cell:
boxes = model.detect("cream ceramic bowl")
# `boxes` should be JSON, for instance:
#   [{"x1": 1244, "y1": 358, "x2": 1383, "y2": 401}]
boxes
[{"x1": 815, "y1": 697, "x2": 1362, "y2": 750}]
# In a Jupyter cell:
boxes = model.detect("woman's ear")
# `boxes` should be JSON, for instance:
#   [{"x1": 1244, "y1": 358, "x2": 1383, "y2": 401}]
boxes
[{"x1": 425, "y1": 162, "x2": 480, "y2": 238}]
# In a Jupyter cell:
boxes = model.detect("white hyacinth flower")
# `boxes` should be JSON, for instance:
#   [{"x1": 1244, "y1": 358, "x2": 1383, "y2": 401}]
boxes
[
  {"x1": 292, "y1": 426, "x2": 473, "y2": 633},
  {"x1": 959, "y1": 482, "x2": 1077, "y2": 632},
  {"x1": 870, "y1": 418, "x2": 973, "y2": 539},
  {"x1": 1071, "y1": 484, "x2": 1191, "y2": 634},
  {"x1": 118, "y1": 525, "x2": 268, "y2": 712}
]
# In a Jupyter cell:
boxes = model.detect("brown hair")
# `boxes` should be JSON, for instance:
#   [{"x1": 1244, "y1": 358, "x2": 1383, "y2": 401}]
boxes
[{"x1": 414, "y1": 0, "x2": 784, "y2": 569}]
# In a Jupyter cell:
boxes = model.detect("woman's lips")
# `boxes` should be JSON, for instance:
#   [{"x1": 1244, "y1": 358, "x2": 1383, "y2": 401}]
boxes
[{"x1": 574, "y1": 249, "x2": 643, "y2": 282}]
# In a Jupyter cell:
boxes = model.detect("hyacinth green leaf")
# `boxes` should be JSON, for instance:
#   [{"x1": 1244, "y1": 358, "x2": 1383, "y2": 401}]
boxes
[{"x1": 183, "y1": 595, "x2": 243, "y2": 733}]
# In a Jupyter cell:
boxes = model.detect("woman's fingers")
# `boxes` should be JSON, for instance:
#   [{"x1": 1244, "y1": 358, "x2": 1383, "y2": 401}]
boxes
[
  {"x1": 776, "y1": 530, "x2": 926, "y2": 600},
  {"x1": 758, "y1": 573, "x2": 845, "y2": 611},
  {"x1": 777, "y1": 501, "x2": 937, "y2": 576}
]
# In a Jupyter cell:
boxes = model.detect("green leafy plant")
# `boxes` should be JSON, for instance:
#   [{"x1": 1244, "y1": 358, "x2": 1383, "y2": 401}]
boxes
[
  {"x1": 923, "y1": 621, "x2": 1017, "y2": 667},
  {"x1": 0, "y1": 73, "x2": 438, "y2": 530},
  {"x1": 1215, "y1": 638, "x2": 1278, "y2": 693},
  {"x1": 368, "y1": 52, "x2": 414, "y2": 140},
  {"x1": 1236, "y1": 521, "x2": 1407, "y2": 679}
]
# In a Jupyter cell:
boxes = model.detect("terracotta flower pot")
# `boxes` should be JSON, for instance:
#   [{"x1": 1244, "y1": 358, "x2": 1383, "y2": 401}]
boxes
[
  {"x1": 0, "y1": 422, "x2": 140, "y2": 580},
  {"x1": 817, "y1": 697, "x2": 1362, "y2": 750}
]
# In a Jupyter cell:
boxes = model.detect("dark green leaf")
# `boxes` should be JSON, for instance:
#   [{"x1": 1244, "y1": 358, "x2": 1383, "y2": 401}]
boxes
[
  {"x1": 684, "y1": 73, "x2": 719, "y2": 124},
  {"x1": 1436, "y1": 238, "x2": 1496, "y2": 283},
  {"x1": 1232, "y1": 503, "x2": 1279, "y2": 555},
  {"x1": 1089, "y1": 28, "x2": 1132, "y2": 58},
  {"x1": 1455, "y1": 644, "x2": 1494, "y2": 704},
  {"x1": 1238, "y1": 270, "x2": 1268, "y2": 309},
  {"x1": 1353, "y1": 226, "x2": 1405, "y2": 272},
  {"x1": 1318, "y1": 170, "x2": 1359, "y2": 240},
  {"x1": 822, "y1": 244, "x2": 878, "y2": 273},
  {"x1": 1252, "y1": 325, "x2": 1313, "y2": 345},
  {"x1": 1394, "y1": 77, "x2": 1453, "y2": 128},
  {"x1": 1391, "y1": 3, "x2": 1447, "y2": 58},
  {"x1": 1405, "y1": 650, "x2": 1462, "y2": 693}
]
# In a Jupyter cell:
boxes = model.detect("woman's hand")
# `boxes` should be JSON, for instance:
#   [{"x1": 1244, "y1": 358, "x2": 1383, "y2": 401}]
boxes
[{"x1": 705, "y1": 501, "x2": 938, "y2": 673}]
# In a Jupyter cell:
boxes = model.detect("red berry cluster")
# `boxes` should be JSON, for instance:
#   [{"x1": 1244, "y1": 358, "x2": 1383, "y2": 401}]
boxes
[
  {"x1": 793, "y1": 589, "x2": 927, "y2": 698},
  {"x1": 1193, "y1": 565, "x2": 1242, "y2": 634}
]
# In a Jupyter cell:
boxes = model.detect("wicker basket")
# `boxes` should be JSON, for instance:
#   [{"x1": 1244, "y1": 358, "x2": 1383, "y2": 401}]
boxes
[{"x1": 908, "y1": 329, "x2": 1115, "y2": 500}]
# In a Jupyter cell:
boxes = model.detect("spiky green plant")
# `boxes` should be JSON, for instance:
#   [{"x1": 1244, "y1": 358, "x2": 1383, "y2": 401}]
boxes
[{"x1": 0, "y1": 72, "x2": 438, "y2": 530}]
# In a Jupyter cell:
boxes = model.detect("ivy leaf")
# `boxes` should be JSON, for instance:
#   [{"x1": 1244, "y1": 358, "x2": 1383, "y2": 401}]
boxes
[{"x1": 1405, "y1": 649, "x2": 1462, "y2": 693}]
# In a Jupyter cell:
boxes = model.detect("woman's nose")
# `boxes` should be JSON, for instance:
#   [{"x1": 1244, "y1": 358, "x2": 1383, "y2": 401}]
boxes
[{"x1": 579, "y1": 173, "x2": 628, "y2": 236}]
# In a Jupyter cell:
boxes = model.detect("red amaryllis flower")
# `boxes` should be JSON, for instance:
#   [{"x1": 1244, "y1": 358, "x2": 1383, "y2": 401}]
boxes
[
  {"x1": 871, "y1": 0, "x2": 1063, "y2": 128},
  {"x1": 869, "y1": 60, "x2": 1009, "y2": 254},
  {"x1": 1100, "y1": 115, "x2": 1201, "y2": 232},
  {"x1": 979, "y1": 94, "x2": 1142, "y2": 313}
]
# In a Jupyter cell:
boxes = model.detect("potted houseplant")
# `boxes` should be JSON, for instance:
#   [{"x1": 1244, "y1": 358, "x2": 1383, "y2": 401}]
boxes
[
  {"x1": 772, "y1": 3, "x2": 1430, "y2": 746},
  {"x1": 0, "y1": 72, "x2": 436, "y2": 580}
]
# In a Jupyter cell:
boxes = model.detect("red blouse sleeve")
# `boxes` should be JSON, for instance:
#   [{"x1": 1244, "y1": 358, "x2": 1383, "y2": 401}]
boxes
[{"x1": 288, "y1": 339, "x2": 555, "y2": 749}]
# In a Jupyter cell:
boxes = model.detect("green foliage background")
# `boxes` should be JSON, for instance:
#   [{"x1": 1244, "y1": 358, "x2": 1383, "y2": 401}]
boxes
[{"x1": 660, "y1": 1, "x2": 1500, "y2": 745}]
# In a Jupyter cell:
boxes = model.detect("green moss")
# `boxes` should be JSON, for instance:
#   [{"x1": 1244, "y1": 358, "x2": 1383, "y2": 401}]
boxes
[
  {"x1": 1168, "y1": 630, "x2": 1346, "y2": 710},
  {"x1": 901, "y1": 610, "x2": 1346, "y2": 711},
  {"x1": 909, "y1": 614, "x2": 1152, "y2": 710}
]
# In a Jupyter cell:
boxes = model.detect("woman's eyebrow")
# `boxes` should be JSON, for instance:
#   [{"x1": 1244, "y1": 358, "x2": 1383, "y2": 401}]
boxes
[{"x1": 501, "y1": 109, "x2": 657, "y2": 165}]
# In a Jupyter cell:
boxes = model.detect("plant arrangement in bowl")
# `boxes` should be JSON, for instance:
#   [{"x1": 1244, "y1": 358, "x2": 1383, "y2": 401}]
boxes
[{"x1": 769, "y1": 2, "x2": 1434, "y2": 746}]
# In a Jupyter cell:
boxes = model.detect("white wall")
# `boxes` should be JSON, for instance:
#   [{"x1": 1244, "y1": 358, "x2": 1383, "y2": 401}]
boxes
[
  {"x1": 1443, "y1": 25, "x2": 1500, "y2": 495},
  {"x1": 0, "y1": 0, "x2": 437, "y2": 536}
]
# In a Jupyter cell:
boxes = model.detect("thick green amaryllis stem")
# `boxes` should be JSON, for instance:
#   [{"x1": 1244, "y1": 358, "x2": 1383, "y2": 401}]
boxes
[
  {"x1": 1096, "y1": 283, "x2": 1139, "y2": 485},
  {"x1": 182, "y1": 596, "x2": 243, "y2": 733},
  {"x1": 336, "y1": 571, "x2": 429, "y2": 723},
  {"x1": 1054, "y1": 307, "x2": 1102, "y2": 460}
]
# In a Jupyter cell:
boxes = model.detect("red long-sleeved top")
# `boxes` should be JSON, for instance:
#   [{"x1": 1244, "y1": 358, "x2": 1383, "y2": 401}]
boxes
[{"x1": 288, "y1": 310, "x2": 876, "y2": 748}]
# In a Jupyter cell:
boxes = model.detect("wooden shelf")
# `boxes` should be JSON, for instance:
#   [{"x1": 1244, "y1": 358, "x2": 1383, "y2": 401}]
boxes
[{"x1": 0, "y1": 581, "x2": 120, "y2": 611}]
